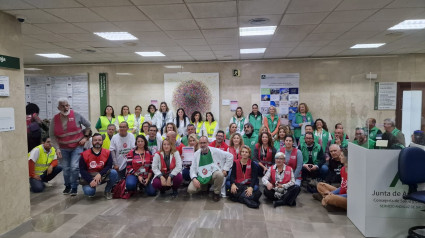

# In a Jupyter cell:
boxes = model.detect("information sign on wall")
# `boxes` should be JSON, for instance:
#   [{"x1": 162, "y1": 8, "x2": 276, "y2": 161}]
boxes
[{"x1": 374, "y1": 82, "x2": 397, "y2": 110}]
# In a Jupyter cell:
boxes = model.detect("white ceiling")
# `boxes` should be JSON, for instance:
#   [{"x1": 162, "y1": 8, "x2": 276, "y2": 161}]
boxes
[{"x1": 1, "y1": 0, "x2": 425, "y2": 65}]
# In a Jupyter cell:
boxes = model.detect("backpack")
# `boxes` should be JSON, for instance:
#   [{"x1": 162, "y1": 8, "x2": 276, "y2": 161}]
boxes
[{"x1": 112, "y1": 179, "x2": 135, "y2": 199}]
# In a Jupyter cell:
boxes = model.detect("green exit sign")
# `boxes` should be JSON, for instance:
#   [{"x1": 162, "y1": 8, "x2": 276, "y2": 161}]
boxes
[{"x1": 0, "y1": 54, "x2": 20, "y2": 70}]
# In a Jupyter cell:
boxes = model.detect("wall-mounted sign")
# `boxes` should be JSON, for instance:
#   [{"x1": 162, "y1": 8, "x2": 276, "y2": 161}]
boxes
[
  {"x1": 99, "y1": 73, "x2": 108, "y2": 114},
  {"x1": 0, "y1": 76, "x2": 10, "y2": 96},
  {"x1": 0, "y1": 54, "x2": 20, "y2": 70},
  {"x1": 374, "y1": 82, "x2": 397, "y2": 110}
]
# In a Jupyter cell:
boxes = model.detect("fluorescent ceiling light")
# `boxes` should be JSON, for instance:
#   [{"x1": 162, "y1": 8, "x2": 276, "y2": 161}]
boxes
[
  {"x1": 24, "y1": 68, "x2": 42, "y2": 71},
  {"x1": 239, "y1": 26, "x2": 277, "y2": 36},
  {"x1": 135, "y1": 51, "x2": 165, "y2": 57},
  {"x1": 389, "y1": 19, "x2": 425, "y2": 30},
  {"x1": 116, "y1": 73, "x2": 133, "y2": 75},
  {"x1": 164, "y1": 65, "x2": 183, "y2": 69},
  {"x1": 350, "y1": 43, "x2": 385, "y2": 49},
  {"x1": 94, "y1": 32, "x2": 138, "y2": 41},
  {"x1": 240, "y1": 48, "x2": 266, "y2": 54},
  {"x1": 36, "y1": 53, "x2": 70, "y2": 58}
]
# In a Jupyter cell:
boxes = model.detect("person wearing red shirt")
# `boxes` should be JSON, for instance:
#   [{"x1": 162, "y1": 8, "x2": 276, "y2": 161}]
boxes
[{"x1": 209, "y1": 130, "x2": 228, "y2": 151}]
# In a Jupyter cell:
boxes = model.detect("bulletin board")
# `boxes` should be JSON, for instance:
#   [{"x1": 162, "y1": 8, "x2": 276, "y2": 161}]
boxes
[{"x1": 24, "y1": 74, "x2": 89, "y2": 120}]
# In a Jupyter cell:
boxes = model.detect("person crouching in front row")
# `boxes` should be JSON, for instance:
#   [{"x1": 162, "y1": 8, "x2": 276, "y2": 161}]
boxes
[
  {"x1": 262, "y1": 152, "x2": 301, "y2": 207},
  {"x1": 79, "y1": 133, "x2": 118, "y2": 199},
  {"x1": 151, "y1": 138, "x2": 183, "y2": 197},
  {"x1": 28, "y1": 137, "x2": 63, "y2": 193},
  {"x1": 229, "y1": 145, "x2": 262, "y2": 208}
]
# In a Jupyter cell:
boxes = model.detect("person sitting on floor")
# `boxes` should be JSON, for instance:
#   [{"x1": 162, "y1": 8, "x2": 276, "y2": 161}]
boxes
[
  {"x1": 229, "y1": 145, "x2": 262, "y2": 208},
  {"x1": 79, "y1": 133, "x2": 118, "y2": 199},
  {"x1": 313, "y1": 150, "x2": 348, "y2": 211},
  {"x1": 253, "y1": 132, "x2": 276, "y2": 176},
  {"x1": 28, "y1": 137, "x2": 63, "y2": 193},
  {"x1": 262, "y1": 152, "x2": 301, "y2": 207}
]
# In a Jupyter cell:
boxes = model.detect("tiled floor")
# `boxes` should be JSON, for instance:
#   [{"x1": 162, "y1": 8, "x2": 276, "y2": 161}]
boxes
[{"x1": 2, "y1": 176, "x2": 365, "y2": 238}]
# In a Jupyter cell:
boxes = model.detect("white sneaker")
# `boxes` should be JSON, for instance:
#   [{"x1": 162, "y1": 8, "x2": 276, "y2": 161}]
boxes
[{"x1": 44, "y1": 182, "x2": 53, "y2": 187}]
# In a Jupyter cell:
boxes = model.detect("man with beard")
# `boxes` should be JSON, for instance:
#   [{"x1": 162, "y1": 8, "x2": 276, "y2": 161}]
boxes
[
  {"x1": 79, "y1": 133, "x2": 118, "y2": 199},
  {"x1": 353, "y1": 127, "x2": 375, "y2": 149},
  {"x1": 242, "y1": 123, "x2": 258, "y2": 159},
  {"x1": 49, "y1": 98, "x2": 91, "y2": 196}
]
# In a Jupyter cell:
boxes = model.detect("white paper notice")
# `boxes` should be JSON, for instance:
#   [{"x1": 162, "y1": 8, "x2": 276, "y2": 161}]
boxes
[
  {"x1": 222, "y1": 99, "x2": 230, "y2": 106},
  {"x1": 0, "y1": 76, "x2": 10, "y2": 96},
  {"x1": 0, "y1": 108, "x2": 15, "y2": 132},
  {"x1": 230, "y1": 101, "x2": 238, "y2": 111},
  {"x1": 182, "y1": 147, "x2": 195, "y2": 165}
]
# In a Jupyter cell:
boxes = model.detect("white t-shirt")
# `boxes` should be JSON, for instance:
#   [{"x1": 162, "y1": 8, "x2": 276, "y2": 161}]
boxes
[{"x1": 109, "y1": 133, "x2": 135, "y2": 171}]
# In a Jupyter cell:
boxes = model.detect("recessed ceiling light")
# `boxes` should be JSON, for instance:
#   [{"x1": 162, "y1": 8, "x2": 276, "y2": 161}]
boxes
[
  {"x1": 36, "y1": 53, "x2": 70, "y2": 58},
  {"x1": 135, "y1": 51, "x2": 165, "y2": 57},
  {"x1": 239, "y1": 26, "x2": 277, "y2": 36},
  {"x1": 24, "y1": 68, "x2": 43, "y2": 71},
  {"x1": 388, "y1": 19, "x2": 425, "y2": 30},
  {"x1": 350, "y1": 43, "x2": 385, "y2": 49},
  {"x1": 94, "y1": 32, "x2": 138, "y2": 41},
  {"x1": 240, "y1": 48, "x2": 266, "y2": 54},
  {"x1": 164, "y1": 65, "x2": 183, "y2": 69},
  {"x1": 116, "y1": 73, "x2": 133, "y2": 75}
]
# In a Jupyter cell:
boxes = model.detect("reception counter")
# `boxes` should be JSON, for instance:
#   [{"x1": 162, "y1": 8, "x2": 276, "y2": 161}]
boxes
[{"x1": 347, "y1": 143, "x2": 425, "y2": 237}]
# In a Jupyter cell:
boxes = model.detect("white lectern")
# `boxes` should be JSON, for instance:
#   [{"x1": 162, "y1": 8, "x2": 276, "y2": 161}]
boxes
[{"x1": 348, "y1": 143, "x2": 425, "y2": 237}]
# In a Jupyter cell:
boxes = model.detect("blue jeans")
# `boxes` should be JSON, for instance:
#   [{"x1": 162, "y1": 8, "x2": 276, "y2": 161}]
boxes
[
  {"x1": 61, "y1": 146, "x2": 84, "y2": 189},
  {"x1": 320, "y1": 164, "x2": 329, "y2": 179},
  {"x1": 125, "y1": 174, "x2": 156, "y2": 196},
  {"x1": 332, "y1": 187, "x2": 347, "y2": 198},
  {"x1": 29, "y1": 166, "x2": 63, "y2": 193},
  {"x1": 182, "y1": 167, "x2": 191, "y2": 181},
  {"x1": 82, "y1": 169, "x2": 118, "y2": 196}
]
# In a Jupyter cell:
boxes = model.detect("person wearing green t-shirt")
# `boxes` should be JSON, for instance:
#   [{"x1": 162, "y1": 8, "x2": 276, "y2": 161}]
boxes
[
  {"x1": 248, "y1": 104, "x2": 263, "y2": 135},
  {"x1": 353, "y1": 127, "x2": 375, "y2": 149},
  {"x1": 187, "y1": 136, "x2": 233, "y2": 202},
  {"x1": 383, "y1": 118, "x2": 405, "y2": 146}
]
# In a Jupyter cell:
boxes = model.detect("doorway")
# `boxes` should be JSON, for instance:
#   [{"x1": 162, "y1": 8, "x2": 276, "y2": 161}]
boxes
[{"x1": 396, "y1": 82, "x2": 425, "y2": 145}]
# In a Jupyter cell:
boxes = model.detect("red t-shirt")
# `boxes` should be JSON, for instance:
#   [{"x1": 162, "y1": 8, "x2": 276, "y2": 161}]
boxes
[
  {"x1": 209, "y1": 141, "x2": 229, "y2": 151},
  {"x1": 339, "y1": 166, "x2": 347, "y2": 194}
]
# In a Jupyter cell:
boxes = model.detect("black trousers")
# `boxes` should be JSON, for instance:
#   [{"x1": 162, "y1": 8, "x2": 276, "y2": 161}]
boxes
[{"x1": 264, "y1": 185, "x2": 301, "y2": 206}]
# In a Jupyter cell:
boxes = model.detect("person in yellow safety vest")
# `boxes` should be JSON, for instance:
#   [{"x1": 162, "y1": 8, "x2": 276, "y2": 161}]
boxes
[
  {"x1": 202, "y1": 112, "x2": 218, "y2": 142},
  {"x1": 102, "y1": 124, "x2": 116, "y2": 150},
  {"x1": 133, "y1": 105, "x2": 145, "y2": 137},
  {"x1": 115, "y1": 105, "x2": 135, "y2": 134},
  {"x1": 28, "y1": 137, "x2": 63, "y2": 193},
  {"x1": 95, "y1": 105, "x2": 116, "y2": 135}
]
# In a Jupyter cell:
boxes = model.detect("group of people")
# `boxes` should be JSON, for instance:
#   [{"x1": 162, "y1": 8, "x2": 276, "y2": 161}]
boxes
[{"x1": 27, "y1": 99, "x2": 424, "y2": 211}]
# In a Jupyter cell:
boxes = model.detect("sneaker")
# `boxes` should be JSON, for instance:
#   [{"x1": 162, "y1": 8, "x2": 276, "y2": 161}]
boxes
[
  {"x1": 171, "y1": 190, "x2": 178, "y2": 198},
  {"x1": 63, "y1": 186, "x2": 71, "y2": 195},
  {"x1": 312, "y1": 193, "x2": 323, "y2": 201},
  {"x1": 44, "y1": 182, "x2": 53, "y2": 187},
  {"x1": 104, "y1": 191, "x2": 112, "y2": 200},
  {"x1": 88, "y1": 195, "x2": 95, "y2": 198},
  {"x1": 212, "y1": 193, "x2": 221, "y2": 202},
  {"x1": 70, "y1": 188, "x2": 77, "y2": 196}
]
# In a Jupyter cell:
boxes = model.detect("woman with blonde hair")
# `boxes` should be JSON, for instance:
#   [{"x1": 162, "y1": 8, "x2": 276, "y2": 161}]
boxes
[
  {"x1": 292, "y1": 103, "x2": 313, "y2": 143},
  {"x1": 181, "y1": 134, "x2": 199, "y2": 182},
  {"x1": 151, "y1": 138, "x2": 182, "y2": 197},
  {"x1": 263, "y1": 106, "x2": 280, "y2": 137}
]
